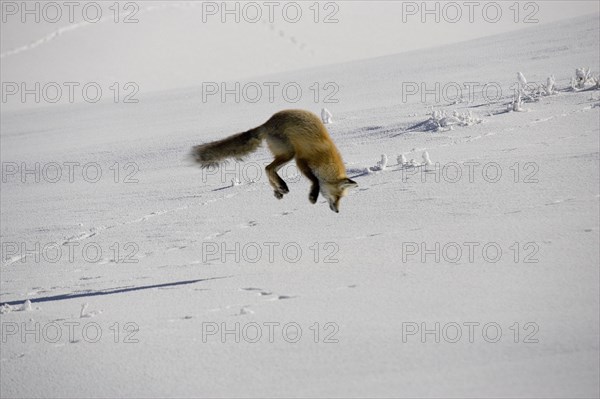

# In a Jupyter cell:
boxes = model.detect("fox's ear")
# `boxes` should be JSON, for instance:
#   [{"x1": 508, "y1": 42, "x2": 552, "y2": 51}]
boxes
[{"x1": 339, "y1": 178, "x2": 358, "y2": 189}]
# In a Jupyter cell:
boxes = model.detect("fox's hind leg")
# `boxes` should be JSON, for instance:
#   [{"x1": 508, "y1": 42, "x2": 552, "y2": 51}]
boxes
[
  {"x1": 266, "y1": 154, "x2": 294, "y2": 199},
  {"x1": 296, "y1": 159, "x2": 320, "y2": 204}
]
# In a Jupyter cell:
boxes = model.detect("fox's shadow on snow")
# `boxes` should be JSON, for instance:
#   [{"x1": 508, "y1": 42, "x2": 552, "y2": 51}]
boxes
[{"x1": 0, "y1": 276, "x2": 231, "y2": 307}]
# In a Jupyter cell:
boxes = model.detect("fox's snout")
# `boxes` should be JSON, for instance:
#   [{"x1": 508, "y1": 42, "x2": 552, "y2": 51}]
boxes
[{"x1": 323, "y1": 178, "x2": 358, "y2": 213}]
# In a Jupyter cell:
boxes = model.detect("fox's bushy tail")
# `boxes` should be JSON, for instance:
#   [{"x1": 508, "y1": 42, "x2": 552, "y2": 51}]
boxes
[{"x1": 191, "y1": 126, "x2": 265, "y2": 168}]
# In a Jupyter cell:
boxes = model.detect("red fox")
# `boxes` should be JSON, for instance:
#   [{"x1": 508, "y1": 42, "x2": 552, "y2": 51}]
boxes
[{"x1": 191, "y1": 109, "x2": 357, "y2": 213}]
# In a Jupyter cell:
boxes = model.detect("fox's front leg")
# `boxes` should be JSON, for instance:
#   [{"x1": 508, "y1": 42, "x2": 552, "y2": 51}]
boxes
[
  {"x1": 296, "y1": 159, "x2": 320, "y2": 204},
  {"x1": 266, "y1": 155, "x2": 293, "y2": 199},
  {"x1": 308, "y1": 183, "x2": 320, "y2": 204}
]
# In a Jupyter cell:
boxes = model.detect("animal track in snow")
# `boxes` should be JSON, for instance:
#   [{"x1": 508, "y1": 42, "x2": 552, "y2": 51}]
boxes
[
  {"x1": 205, "y1": 288, "x2": 299, "y2": 314},
  {"x1": 268, "y1": 295, "x2": 297, "y2": 301},
  {"x1": 274, "y1": 208, "x2": 298, "y2": 217},
  {"x1": 545, "y1": 198, "x2": 575, "y2": 206},
  {"x1": 240, "y1": 220, "x2": 258, "y2": 229},
  {"x1": 336, "y1": 284, "x2": 358, "y2": 290},
  {"x1": 240, "y1": 287, "x2": 273, "y2": 296},
  {"x1": 165, "y1": 245, "x2": 187, "y2": 252},
  {"x1": 204, "y1": 230, "x2": 231, "y2": 240},
  {"x1": 234, "y1": 307, "x2": 255, "y2": 316},
  {"x1": 27, "y1": 288, "x2": 48, "y2": 296}
]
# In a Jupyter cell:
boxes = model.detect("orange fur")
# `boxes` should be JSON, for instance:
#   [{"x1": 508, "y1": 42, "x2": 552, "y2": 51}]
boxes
[{"x1": 191, "y1": 109, "x2": 357, "y2": 212}]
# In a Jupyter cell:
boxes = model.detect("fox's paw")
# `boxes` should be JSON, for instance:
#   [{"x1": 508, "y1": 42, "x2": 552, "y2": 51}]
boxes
[
  {"x1": 277, "y1": 181, "x2": 289, "y2": 194},
  {"x1": 309, "y1": 186, "x2": 319, "y2": 204},
  {"x1": 272, "y1": 179, "x2": 288, "y2": 199}
]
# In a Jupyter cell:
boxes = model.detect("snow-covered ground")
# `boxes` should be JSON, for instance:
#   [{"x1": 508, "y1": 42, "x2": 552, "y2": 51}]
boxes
[{"x1": 1, "y1": 9, "x2": 599, "y2": 399}]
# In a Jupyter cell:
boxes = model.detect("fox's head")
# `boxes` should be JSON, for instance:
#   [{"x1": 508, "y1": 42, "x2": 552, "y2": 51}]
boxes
[{"x1": 321, "y1": 178, "x2": 358, "y2": 213}]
